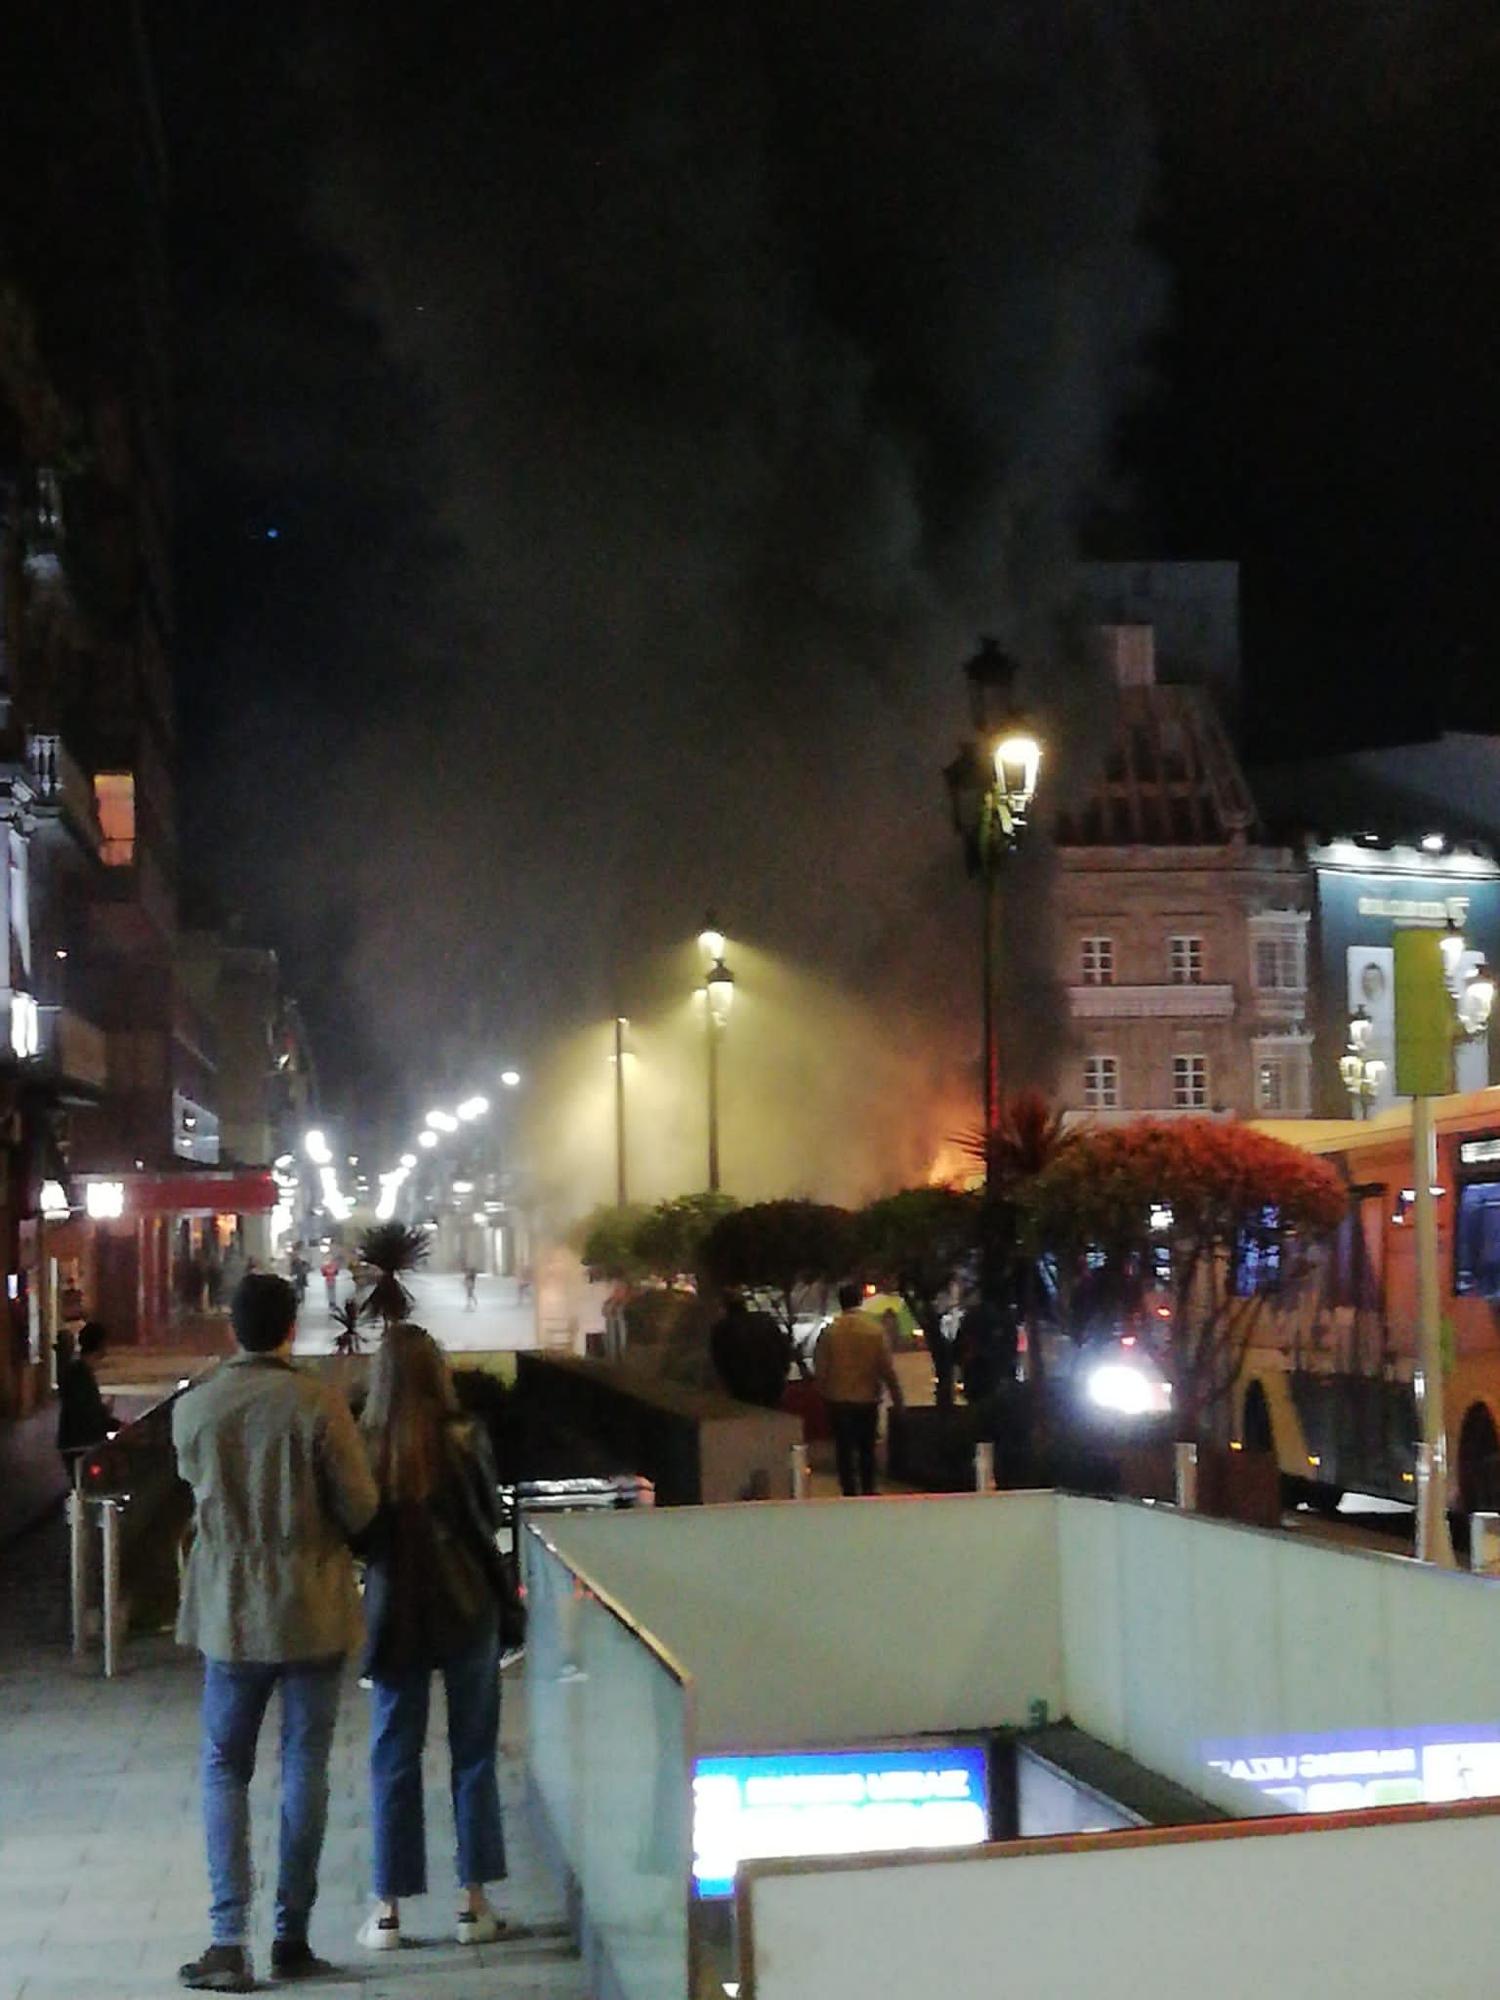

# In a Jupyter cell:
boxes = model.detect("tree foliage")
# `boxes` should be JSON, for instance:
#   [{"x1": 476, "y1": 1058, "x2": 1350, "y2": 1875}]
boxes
[
  {"x1": 572, "y1": 1203, "x2": 653, "y2": 1283},
  {"x1": 1025, "y1": 1119, "x2": 1345, "y2": 1436},
  {"x1": 357, "y1": 1220, "x2": 431, "y2": 1327},
  {"x1": 699, "y1": 1199, "x2": 852, "y2": 1336},
  {"x1": 856, "y1": 1186, "x2": 977, "y2": 1400},
  {"x1": 634, "y1": 1191, "x2": 740, "y2": 1280}
]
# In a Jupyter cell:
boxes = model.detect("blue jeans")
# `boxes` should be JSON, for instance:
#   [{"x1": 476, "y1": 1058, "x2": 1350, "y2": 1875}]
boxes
[
  {"x1": 369, "y1": 1620, "x2": 506, "y2": 1898},
  {"x1": 200, "y1": 1655, "x2": 344, "y2": 1946}
]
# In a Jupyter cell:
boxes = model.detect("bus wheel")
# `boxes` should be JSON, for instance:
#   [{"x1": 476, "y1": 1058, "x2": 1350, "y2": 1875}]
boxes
[{"x1": 1458, "y1": 1403, "x2": 1500, "y2": 1515}]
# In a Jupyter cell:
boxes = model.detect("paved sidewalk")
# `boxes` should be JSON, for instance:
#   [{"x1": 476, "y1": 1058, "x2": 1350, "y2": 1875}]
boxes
[{"x1": 0, "y1": 1521, "x2": 584, "y2": 2000}]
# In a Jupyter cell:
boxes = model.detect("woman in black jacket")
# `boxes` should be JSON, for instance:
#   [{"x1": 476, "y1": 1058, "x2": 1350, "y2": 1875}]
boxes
[{"x1": 356, "y1": 1322, "x2": 507, "y2": 1952}]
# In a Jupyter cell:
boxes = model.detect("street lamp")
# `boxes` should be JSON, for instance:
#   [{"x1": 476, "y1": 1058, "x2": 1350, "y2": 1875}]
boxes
[
  {"x1": 500, "y1": 1068, "x2": 521, "y2": 1089},
  {"x1": 1339, "y1": 1007, "x2": 1387, "y2": 1118},
  {"x1": 612, "y1": 1017, "x2": 630, "y2": 1206},
  {"x1": 425, "y1": 1108, "x2": 459, "y2": 1133},
  {"x1": 700, "y1": 921, "x2": 736, "y2": 1193},
  {"x1": 943, "y1": 639, "x2": 1043, "y2": 1137},
  {"x1": 418, "y1": 1129, "x2": 438, "y2": 1150}
]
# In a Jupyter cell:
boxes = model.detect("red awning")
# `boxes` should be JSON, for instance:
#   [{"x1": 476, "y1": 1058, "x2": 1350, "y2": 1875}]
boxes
[{"x1": 81, "y1": 1170, "x2": 279, "y2": 1217}]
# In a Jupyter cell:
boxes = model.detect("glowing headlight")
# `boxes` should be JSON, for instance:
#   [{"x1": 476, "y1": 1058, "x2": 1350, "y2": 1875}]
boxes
[{"x1": 1087, "y1": 1363, "x2": 1155, "y2": 1417}]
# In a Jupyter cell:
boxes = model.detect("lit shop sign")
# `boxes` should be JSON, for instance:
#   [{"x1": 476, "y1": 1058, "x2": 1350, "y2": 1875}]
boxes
[
  {"x1": 1204, "y1": 1726, "x2": 1500, "y2": 1816},
  {"x1": 1460, "y1": 1140, "x2": 1500, "y2": 1166},
  {"x1": 692, "y1": 1745, "x2": 989, "y2": 1899}
]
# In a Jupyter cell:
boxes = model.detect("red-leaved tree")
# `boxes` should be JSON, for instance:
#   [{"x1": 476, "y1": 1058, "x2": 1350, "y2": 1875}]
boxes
[{"x1": 1025, "y1": 1119, "x2": 1345, "y2": 1438}]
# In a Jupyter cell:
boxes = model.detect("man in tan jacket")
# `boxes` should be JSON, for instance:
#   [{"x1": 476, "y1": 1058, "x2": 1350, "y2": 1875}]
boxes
[
  {"x1": 815, "y1": 1282, "x2": 906, "y2": 1495},
  {"x1": 172, "y1": 1273, "x2": 377, "y2": 1992}
]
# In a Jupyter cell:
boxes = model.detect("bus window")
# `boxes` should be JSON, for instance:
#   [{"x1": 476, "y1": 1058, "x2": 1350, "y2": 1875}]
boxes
[{"x1": 1454, "y1": 1179, "x2": 1500, "y2": 1299}]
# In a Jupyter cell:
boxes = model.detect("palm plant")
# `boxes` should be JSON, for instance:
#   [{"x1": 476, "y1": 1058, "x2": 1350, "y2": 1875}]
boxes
[
  {"x1": 357, "y1": 1221, "x2": 431, "y2": 1332},
  {"x1": 330, "y1": 1295, "x2": 366, "y2": 1356},
  {"x1": 956, "y1": 1089, "x2": 1083, "y2": 1399}
]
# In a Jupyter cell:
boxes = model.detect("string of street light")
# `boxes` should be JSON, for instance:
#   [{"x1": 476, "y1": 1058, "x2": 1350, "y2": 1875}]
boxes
[{"x1": 298, "y1": 1068, "x2": 523, "y2": 1227}]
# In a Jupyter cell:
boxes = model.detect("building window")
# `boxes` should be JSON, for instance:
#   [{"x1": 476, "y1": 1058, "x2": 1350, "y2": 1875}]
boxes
[
  {"x1": 95, "y1": 771, "x2": 136, "y2": 867},
  {"x1": 1173, "y1": 1054, "x2": 1208, "y2": 1109},
  {"x1": 1253, "y1": 934, "x2": 1304, "y2": 991},
  {"x1": 1256, "y1": 1059, "x2": 1285, "y2": 1112},
  {"x1": 1169, "y1": 935, "x2": 1204, "y2": 985},
  {"x1": 1080, "y1": 937, "x2": 1114, "y2": 986},
  {"x1": 1083, "y1": 1055, "x2": 1119, "y2": 1110}
]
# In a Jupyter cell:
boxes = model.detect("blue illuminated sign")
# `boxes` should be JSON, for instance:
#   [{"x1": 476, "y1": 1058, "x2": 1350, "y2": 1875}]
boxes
[
  {"x1": 692, "y1": 1744, "x2": 990, "y2": 1899},
  {"x1": 1204, "y1": 1724, "x2": 1500, "y2": 1815}
]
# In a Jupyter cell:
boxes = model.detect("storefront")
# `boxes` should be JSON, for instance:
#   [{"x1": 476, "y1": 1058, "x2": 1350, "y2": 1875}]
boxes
[{"x1": 63, "y1": 1169, "x2": 278, "y2": 1345}]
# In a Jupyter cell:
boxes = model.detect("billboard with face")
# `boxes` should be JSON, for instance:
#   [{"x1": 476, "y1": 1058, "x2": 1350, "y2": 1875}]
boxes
[{"x1": 1314, "y1": 857, "x2": 1500, "y2": 1114}]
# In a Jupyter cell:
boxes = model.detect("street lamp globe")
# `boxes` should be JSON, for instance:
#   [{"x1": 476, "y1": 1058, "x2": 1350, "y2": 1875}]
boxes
[
  {"x1": 706, "y1": 957, "x2": 735, "y2": 1024},
  {"x1": 993, "y1": 732, "x2": 1042, "y2": 826},
  {"x1": 500, "y1": 1068, "x2": 521, "y2": 1088},
  {"x1": 698, "y1": 912, "x2": 726, "y2": 964},
  {"x1": 399, "y1": 1152, "x2": 416, "y2": 1169},
  {"x1": 1441, "y1": 916, "x2": 1466, "y2": 982},
  {"x1": 418, "y1": 1130, "x2": 438, "y2": 1149},
  {"x1": 1463, "y1": 960, "x2": 1496, "y2": 1035}
]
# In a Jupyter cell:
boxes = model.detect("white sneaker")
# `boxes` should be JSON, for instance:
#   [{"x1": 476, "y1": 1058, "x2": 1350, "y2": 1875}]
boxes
[
  {"x1": 456, "y1": 1909, "x2": 507, "y2": 1945},
  {"x1": 357, "y1": 1910, "x2": 402, "y2": 1951}
]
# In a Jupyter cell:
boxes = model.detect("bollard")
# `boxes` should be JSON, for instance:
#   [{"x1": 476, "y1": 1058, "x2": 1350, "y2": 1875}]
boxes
[
  {"x1": 100, "y1": 1499, "x2": 124, "y2": 1679},
  {"x1": 974, "y1": 1441, "x2": 996, "y2": 1493},
  {"x1": 1471, "y1": 1511, "x2": 1500, "y2": 1576},
  {"x1": 789, "y1": 1442, "x2": 810, "y2": 1500},
  {"x1": 68, "y1": 1487, "x2": 89, "y2": 1657},
  {"x1": 1173, "y1": 1442, "x2": 1199, "y2": 1512}
]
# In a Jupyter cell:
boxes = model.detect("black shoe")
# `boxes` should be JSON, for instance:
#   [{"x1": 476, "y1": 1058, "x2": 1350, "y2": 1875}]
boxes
[
  {"x1": 271, "y1": 1938, "x2": 337, "y2": 1981},
  {"x1": 178, "y1": 1944, "x2": 254, "y2": 1992}
]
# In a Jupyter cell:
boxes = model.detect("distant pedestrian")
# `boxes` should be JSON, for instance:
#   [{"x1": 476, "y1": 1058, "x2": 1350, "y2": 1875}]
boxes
[
  {"x1": 172, "y1": 1274, "x2": 377, "y2": 1993},
  {"x1": 356, "y1": 1322, "x2": 511, "y2": 1954},
  {"x1": 204, "y1": 1250, "x2": 224, "y2": 1311},
  {"x1": 814, "y1": 1282, "x2": 906, "y2": 1496},
  {"x1": 56, "y1": 1321, "x2": 113, "y2": 1477},
  {"x1": 462, "y1": 1267, "x2": 478, "y2": 1312},
  {"x1": 322, "y1": 1258, "x2": 338, "y2": 1310}
]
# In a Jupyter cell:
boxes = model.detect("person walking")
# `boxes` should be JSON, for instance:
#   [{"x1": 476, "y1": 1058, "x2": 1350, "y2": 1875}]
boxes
[
  {"x1": 172, "y1": 1273, "x2": 378, "y2": 1993},
  {"x1": 356, "y1": 1321, "x2": 510, "y2": 1953},
  {"x1": 462, "y1": 1265, "x2": 478, "y2": 1311},
  {"x1": 814, "y1": 1282, "x2": 906, "y2": 1496},
  {"x1": 56, "y1": 1320, "x2": 113, "y2": 1477},
  {"x1": 321, "y1": 1257, "x2": 338, "y2": 1310}
]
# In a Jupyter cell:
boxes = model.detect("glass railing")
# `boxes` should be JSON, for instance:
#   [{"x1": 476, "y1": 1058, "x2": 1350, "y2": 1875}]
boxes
[{"x1": 524, "y1": 1526, "x2": 693, "y2": 2000}]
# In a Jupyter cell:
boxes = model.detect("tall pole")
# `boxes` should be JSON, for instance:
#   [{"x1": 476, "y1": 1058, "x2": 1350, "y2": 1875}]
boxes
[
  {"x1": 982, "y1": 863, "x2": 1001, "y2": 1137},
  {"x1": 1412, "y1": 1092, "x2": 1454, "y2": 1566},
  {"x1": 613, "y1": 1016, "x2": 628, "y2": 1207},
  {"x1": 706, "y1": 1009, "x2": 721, "y2": 1194}
]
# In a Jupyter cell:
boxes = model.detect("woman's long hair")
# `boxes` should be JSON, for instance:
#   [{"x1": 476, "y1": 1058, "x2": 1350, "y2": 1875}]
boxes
[{"x1": 361, "y1": 1321, "x2": 460, "y2": 1503}]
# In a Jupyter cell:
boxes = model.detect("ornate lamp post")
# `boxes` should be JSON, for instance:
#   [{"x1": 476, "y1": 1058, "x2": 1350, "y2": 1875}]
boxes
[
  {"x1": 699, "y1": 915, "x2": 735, "y2": 1193},
  {"x1": 1338, "y1": 1007, "x2": 1387, "y2": 1118},
  {"x1": 943, "y1": 640, "x2": 1043, "y2": 1139}
]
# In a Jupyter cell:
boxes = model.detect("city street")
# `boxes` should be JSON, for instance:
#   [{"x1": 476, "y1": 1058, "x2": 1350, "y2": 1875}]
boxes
[
  {"x1": 293, "y1": 1272, "x2": 541, "y2": 1359},
  {"x1": 0, "y1": 1520, "x2": 583, "y2": 2000}
]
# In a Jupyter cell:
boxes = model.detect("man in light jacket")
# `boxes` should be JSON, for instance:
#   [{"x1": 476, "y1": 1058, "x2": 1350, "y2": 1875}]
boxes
[{"x1": 172, "y1": 1273, "x2": 378, "y2": 1993}]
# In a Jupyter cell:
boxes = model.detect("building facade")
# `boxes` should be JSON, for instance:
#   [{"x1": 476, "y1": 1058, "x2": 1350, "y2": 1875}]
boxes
[{"x1": 1053, "y1": 622, "x2": 1313, "y2": 1122}]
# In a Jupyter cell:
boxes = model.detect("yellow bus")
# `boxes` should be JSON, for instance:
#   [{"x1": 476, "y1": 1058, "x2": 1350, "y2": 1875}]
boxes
[{"x1": 1245, "y1": 1091, "x2": 1500, "y2": 1513}]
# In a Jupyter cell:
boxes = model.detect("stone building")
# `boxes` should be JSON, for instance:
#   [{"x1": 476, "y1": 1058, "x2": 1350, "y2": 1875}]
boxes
[{"x1": 1052, "y1": 623, "x2": 1312, "y2": 1121}]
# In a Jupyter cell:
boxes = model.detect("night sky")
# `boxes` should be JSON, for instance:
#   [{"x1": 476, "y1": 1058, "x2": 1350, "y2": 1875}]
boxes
[{"x1": 157, "y1": 2, "x2": 1500, "y2": 1128}]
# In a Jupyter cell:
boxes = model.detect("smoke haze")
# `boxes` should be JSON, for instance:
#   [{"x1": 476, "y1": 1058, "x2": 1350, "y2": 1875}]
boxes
[{"x1": 167, "y1": 1, "x2": 1159, "y2": 1195}]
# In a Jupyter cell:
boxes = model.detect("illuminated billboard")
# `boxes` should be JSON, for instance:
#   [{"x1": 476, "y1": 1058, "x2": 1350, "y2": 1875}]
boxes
[
  {"x1": 1311, "y1": 849, "x2": 1500, "y2": 1114},
  {"x1": 692, "y1": 1745, "x2": 990, "y2": 1899},
  {"x1": 1204, "y1": 1724, "x2": 1500, "y2": 1816}
]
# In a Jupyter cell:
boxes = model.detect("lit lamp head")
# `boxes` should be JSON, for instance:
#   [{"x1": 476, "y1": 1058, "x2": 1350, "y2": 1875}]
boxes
[
  {"x1": 1441, "y1": 916, "x2": 1466, "y2": 981},
  {"x1": 698, "y1": 912, "x2": 726, "y2": 964},
  {"x1": 418, "y1": 1129, "x2": 438, "y2": 1150},
  {"x1": 1339, "y1": 1050, "x2": 1363, "y2": 1093},
  {"x1": 1462, "y1": 960, "x2": 1496, "y2": 1035},
  {"x1": 1347, "y1": 1005, "x2": 1373, "y2": 1053},
  {"x1": 992, "y1": 729, "x2": 1042, "y2": 827},
  {"x1": 705, "y1": 957, "x2": 735, "y2": 1025}
]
